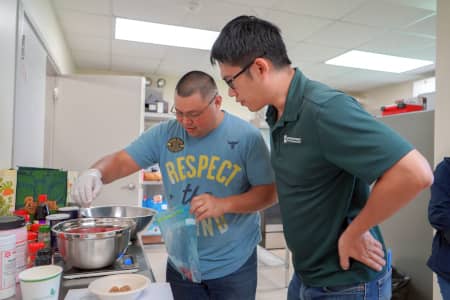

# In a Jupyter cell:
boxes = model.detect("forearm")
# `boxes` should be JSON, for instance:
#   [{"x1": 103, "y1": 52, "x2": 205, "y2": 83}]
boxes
[
  {"x1": 91, "y1": 150, "x2": 141, "y2": 184},
  {"x1": 222, "y1": 184, "x2": 277, "y2": 214},
  {"x1": 345, "y1": 149, "x2": 433, "y2": 238}
]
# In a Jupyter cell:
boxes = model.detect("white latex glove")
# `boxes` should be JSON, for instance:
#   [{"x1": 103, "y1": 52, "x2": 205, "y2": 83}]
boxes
[{"x1": 71, "y1": 168, "x2": 103, "y2": 207}]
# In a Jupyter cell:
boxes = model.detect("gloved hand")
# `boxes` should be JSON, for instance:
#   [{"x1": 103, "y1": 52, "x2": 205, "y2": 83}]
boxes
[{"x1": 71, "y1": 169, "x2": 103, "y2": 207}]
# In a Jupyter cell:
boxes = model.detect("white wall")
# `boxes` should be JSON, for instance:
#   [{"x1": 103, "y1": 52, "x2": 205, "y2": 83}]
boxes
[
  {"x1": 0, "y1": 0, "x2": 18, "y2": 168},
  {"x1": 430, "y1": 1, "x2": 449, "y2": 299},
  {"x1": 22, "y1": 0, "x2": 74, "y2": 74},
  {"x1": 435, "y1": 0, "x2": 450, "y2": 164}
]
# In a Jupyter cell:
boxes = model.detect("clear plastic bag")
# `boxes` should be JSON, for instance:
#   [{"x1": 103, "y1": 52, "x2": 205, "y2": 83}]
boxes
[{"x1": 155, "y1": 205, "x2": 201, "y2": 282}]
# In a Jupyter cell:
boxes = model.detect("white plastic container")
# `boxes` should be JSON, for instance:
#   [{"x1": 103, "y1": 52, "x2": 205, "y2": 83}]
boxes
[
  {"x1": 0, "y1": 233, "x2": 16, "y2": 299},
  {"x1": 19, "y1": 265, "x2": 62, "y2": 300},
  {"x1": 156, "y1": 101, "x2": 164, "y2": 113},
  {"x1": 0, "y1": 216, "x2": 27, "y2": 282}
]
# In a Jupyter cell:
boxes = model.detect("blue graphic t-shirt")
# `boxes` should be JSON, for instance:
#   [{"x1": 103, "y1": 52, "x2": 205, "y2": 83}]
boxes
[{"x1": 125, "y1": 111, "x2": 274, "y2": 279}]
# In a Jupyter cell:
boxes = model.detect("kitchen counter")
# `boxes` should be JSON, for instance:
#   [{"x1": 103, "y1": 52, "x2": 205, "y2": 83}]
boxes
[
  {"x1": 59, "y1": 239, "x2": 155, "y2": 299},
  {"x1": 8, "y1": 239, "x2": 155, "y2": 300}
]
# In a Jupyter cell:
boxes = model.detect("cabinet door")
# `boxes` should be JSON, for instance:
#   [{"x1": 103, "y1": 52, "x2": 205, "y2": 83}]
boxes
[
  {"x1": 13, "y1": 14, "x2": 48, "y2": 167},
  {"x1": 52, "y1": 75, "x2": 145, "y2": 206}
]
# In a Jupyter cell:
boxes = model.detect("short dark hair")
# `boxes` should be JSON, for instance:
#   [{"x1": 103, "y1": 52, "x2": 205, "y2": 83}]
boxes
[
  {"x1": 175, "y1": 71, "x2": 218, "y2": 100},
  {"x1": 210, "y1": 15, "x2": 291, "y2": 68}
]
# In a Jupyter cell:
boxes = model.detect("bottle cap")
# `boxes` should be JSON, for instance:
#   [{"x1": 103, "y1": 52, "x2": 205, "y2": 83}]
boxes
[
  {"x1": 0, "y1": 215, "x2": 25, "y2": 230},
  {"x1": 38, "y1": 225, "x2": 50, "y2": 233},
  {"x1": 30, "y1": 223, "x2": 41, "y2": 232},
  {"x1": 14, "y1": 209, "x2": 28, "y2": 216},
  {"x1": 38, "y1": 194, "x2": 48, "y2": 203},
  {"x1": 46, "y1": 213, "x2": 70, "y2": 222}
]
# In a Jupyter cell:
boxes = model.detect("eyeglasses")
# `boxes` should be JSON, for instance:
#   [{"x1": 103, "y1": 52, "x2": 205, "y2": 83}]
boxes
[
  {"x1": 171, "y1": 93, "x2": 217, "y2": 120},
  {"x1": 224, "y1": 53, "x2": 265, "y2": 89},
  {"x1": 224, "y1": 59, "x2": 255, "y2": 90}
]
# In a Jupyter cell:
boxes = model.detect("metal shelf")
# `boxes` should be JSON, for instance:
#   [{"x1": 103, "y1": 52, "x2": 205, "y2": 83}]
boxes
[
  {"x1": 142, "y1": 181, "x2": 163, "y2": 186},
  {"x1": 144, "y1": 112, "x2": 174, "y2": 121}
]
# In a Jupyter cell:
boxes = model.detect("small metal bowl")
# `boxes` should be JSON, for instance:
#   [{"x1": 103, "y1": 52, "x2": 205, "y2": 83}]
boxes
[{"x1": 52, "y1": 217, "x2": 135, "y2": 269}]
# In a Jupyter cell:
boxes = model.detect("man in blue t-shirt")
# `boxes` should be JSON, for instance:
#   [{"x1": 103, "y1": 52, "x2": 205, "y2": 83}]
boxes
[{"x1": 71, "y1": 71, "x2": 276, "y2": 300}]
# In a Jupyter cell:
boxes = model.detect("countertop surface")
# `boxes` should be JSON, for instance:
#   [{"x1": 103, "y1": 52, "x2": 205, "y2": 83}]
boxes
[
  {"x1": 8, "y1": 239, "x2": 155, "y2": 300},
  {"x1": 60, "y1": 240, "x2": 154, "y2": 299}
]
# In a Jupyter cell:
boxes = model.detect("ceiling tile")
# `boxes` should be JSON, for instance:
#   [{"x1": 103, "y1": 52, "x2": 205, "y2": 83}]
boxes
[
  {"x1": 57, "y1": 10, "x2": 112, "y2": 38},
  {"x1": 402, "y1": 63, "x2": 435, "y2": 75},
  {"x1": 404, "y1": 14, "x2": 436, "y2": 37},
  {"x1": 183, "y1": 1, "x2": 269, "y2": 32},
  {"x1": 300, "y1": 63, "x2": 354, "y2": 82},
  {"x1": 359, "y1": 31, "x2": 435, "y2": 57},
  {"x1": 52, "y1": 0, "x2": 111, "y2": 15},
  {"x1": 265, "y1": 10, "x2": 332, "y2": 42},
  {"x1": 401, "y1": 44, "x2": 435, "y2": 61},
  {"x1": 66, "y1": 34, "x2": 110, "y2": 54},
  {"x1": 156, "y1": 47, "x2": 215, "y2": 77},
  {"x1": 342, "y1": 0, "x2": 434, "y2": 29},
  {"x1": 111, "y1": 55, "x2": 160, "y2": 74},
  {"x1": 221, "y1": 0, "x2": 279, "y2": 9},
  {"x1": 112, "y1": 40, "x2": 167, "y2": 60},
  {"x1": 73, "y1": 50, "x2": 110, "y2": 70},
  {"x1": 383, "y1": 0, "x2": 436, "y2": 11},
  {"x1": 112, "y1": 0, "x2": 189, "y2": 26},
  {"x1": 304, "y1": 21, "x2": 385, "y2": 48},
  {"x1": 289, "y1": 42, "x2": 347, "y2": 64},
  {"x1": 325, "y1": 69, "x2": 421, "y2": 92},
  {"x1": 278, "y1": 0, "x2": 368, "y2": 19}
]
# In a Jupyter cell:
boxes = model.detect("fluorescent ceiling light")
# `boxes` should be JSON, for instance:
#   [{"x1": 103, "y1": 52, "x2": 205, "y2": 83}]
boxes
[
  {"x1": 115, "y1": 17, "x2": 219, "y2": 50},
  {"x1": 325, "y1": 50, "x2": 433, "y2": 73}
]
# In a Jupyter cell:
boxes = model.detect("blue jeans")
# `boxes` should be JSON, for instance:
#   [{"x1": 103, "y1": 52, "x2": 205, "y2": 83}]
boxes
[
  {"x1": 287, "y1": 269, "x2": 392, "y2": 300},
  {"x1": 166, "y1": 248, "x2": 257, "y2": 300},
  {"x1": 438, "y1": 274, "x2": 450, "y2": 300}
]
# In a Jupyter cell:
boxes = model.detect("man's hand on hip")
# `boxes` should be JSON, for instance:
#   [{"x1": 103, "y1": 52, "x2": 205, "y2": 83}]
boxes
[{"x1": 338, "y1": 230, "x2": 386, "y2": 272}]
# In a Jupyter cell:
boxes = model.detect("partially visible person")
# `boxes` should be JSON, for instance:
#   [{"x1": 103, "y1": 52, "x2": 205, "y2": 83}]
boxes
[
  {"x1": 71, "y1": 70, "x2": 277, "y2": 300},
  {"x1": 428, "y1": 157, "x2": 450, "y2": 300},
  {"x1": 210, "y1": 15, "x2": 434, "y2": 300}
]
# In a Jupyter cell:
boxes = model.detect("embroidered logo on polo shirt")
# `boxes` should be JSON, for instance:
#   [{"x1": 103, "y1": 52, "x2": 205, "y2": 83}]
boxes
[
  {"x1": 283, "y1": 134, "x2": 302, "y2": 144},
  {"x1": 167, "y1": 137, "x2": 185, "y2": 152}
]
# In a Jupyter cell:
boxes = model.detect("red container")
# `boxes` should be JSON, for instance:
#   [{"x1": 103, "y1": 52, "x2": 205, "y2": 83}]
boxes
[{"x1": 381, "y1": 103, "x2": 424, "y2": 116}]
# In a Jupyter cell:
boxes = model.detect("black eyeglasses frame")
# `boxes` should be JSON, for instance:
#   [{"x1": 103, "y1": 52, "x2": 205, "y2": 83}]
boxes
[{"x1": 171, "y1": 93, "x2": 218, "y2": 120}]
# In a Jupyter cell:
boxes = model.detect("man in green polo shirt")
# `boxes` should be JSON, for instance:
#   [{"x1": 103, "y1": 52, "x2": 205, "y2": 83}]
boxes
[{"x1": 210, "y1": 15, "x2": 433, "y2": 300}]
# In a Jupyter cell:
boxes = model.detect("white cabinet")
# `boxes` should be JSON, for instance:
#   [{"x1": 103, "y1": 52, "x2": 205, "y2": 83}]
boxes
[
  {"x1": 51, "y1": 75, "x2": 145, "y2": 207},
  {"x1": 141, "y1": 112, "x2": 174, "y2": 204},
  {"x1": 13, "y1": 12, "x2": 48, "y2": 167}
]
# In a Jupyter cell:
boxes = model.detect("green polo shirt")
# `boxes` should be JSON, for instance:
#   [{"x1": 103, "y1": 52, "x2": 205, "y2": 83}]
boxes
[{"x1": 266, "y1": 69, "x2": 413, "y2": 287}]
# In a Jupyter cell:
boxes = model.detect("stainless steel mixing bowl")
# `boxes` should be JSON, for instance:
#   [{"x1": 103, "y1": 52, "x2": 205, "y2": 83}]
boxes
[
  {"x1": 52, "y1": 217, "x2": 134, "y2": 269},
  {"x1": 80, "y1": 206, "x2": 156, "y2": 239}
]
